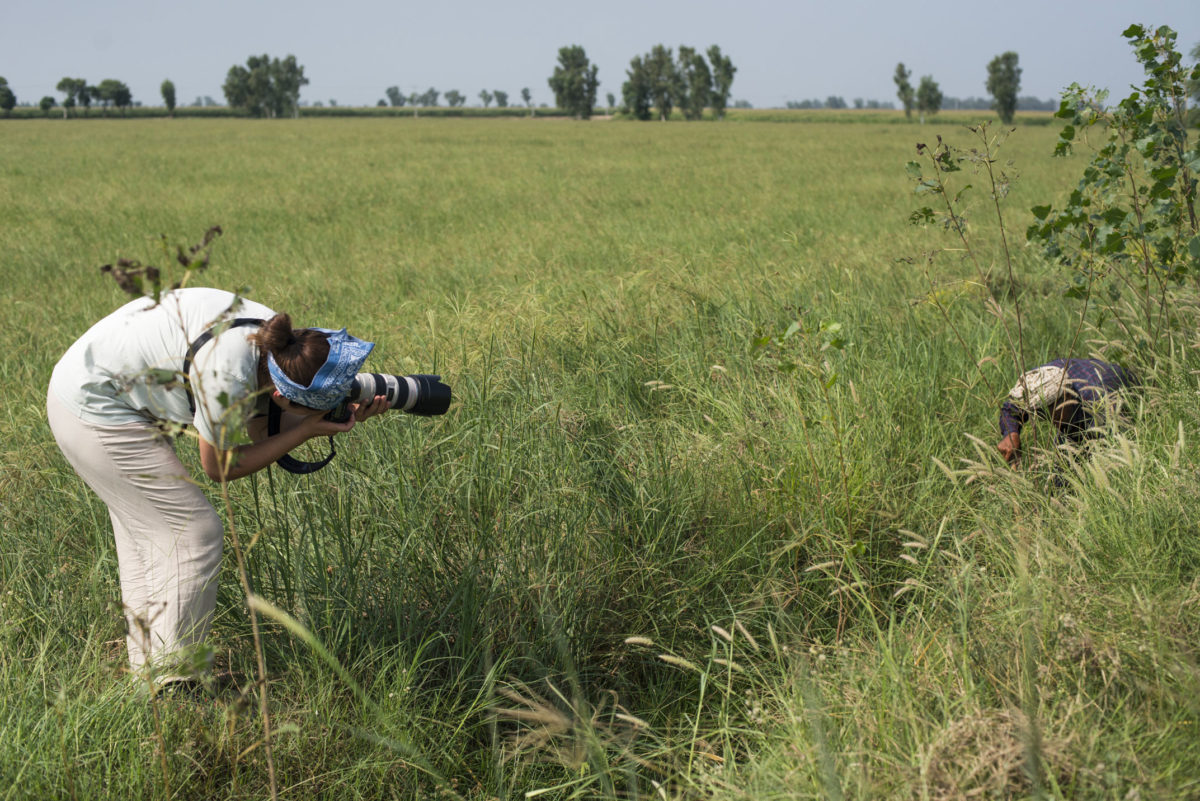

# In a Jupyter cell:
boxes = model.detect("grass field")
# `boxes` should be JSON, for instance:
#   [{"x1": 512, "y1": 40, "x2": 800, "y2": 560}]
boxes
[{"x1": 2, "y1": 116, "x2": 1200, "y2": 800}]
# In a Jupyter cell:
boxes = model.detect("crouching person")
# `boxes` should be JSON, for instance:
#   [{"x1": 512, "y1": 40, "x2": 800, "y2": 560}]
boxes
[{"x1": 997, "y1": 357, "x2": 1138, "y2": 465}]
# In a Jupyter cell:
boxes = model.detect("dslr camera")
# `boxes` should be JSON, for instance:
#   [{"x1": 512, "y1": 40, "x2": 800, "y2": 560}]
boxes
[{"x1": 325, "y1": 373, "x2": 451, "y2": 423}]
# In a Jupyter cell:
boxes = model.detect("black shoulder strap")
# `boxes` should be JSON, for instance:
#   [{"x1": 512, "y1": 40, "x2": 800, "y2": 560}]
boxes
[
  {"x1": 184, "y1": 316, "x2": 336, "y2": 476},
  {"x1": 183, "y1": 318, "x2": 266, "y2": 415},
  {"x1": 267, "y1": 402, "x2": 337, "y2": 474}
]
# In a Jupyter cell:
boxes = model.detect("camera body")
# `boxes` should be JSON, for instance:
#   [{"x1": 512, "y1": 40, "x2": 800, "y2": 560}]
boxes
[{"x1": 325, "y1": 373, "x2": 451, "y2": 423}]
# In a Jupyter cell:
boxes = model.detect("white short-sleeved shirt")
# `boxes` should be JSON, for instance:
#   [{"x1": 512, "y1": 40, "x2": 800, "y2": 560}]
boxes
[{"x1": 49, "y1": 288, "x2": 277, "y2": 448}]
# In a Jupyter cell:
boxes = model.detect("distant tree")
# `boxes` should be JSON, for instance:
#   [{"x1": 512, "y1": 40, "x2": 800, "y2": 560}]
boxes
[
  {"x1": 57, "y1": 77, "x2": 84, "y2": 118},
  {"x1": 986, "y1": 51, "x2": 1021, "y2": 124},
  {"x1": 96, "y1": 79, "x2": 132, "y2": 114},
  {"x1": 521, "y1": 87, "x2": 533, "y2": 116},
  {"x1": 273, "y1": 55, "x2": 308, "y2": 117},
  {"x1": 494, "y1": 90, "x2": 508, "y2": 107},
  {"x1": 79, "y1": 84, "x2": 94, "y2": 116},
  {"x1": 894, "y1": 63, "x2": 915, "y2": 118},
  {"x1": 0, "y1": 78, "x2": 15, "y2": 116},
  {"x1": 916, "y1": 75, "x2": 942, "y2": 122},
  {"x1": 386, "y1": 86, "x2": 406, "y2": 107},
  {"x1": 707, "y1": 45, "x2": 736, "y2": 119},
  {"x1": 622, "y1": 55, "x2": 653, "y2": 120},
  {"x1": 39, "y1": 95, "x2": 56, "y2": 116},
  {"x1": 548, "y1": 44, "x2": 599, "y2": 119},
  {"x1": 445, "y1": 90, "x2": 465, "y2": 107},
  {"x1": 732, "y1": 99, "x2": 752, "y2": 109},
  {"x1": 605, "y1": 91, "x2": 615, "y2": 113},
  {"x1": 161, "y1": 79, "x2": 176, "y2": 116},
  {"x1": 95, "y1": 80, "x2": 116, "y2": 113},
  {"x1": 645, "y1": 44, "x2": 681, "y2": 120},
  {"x1": 377, "y1": 99, "x2": 387, "y2": 107},
  {"x1": 479, "y1": 89, "x2": 493, "y2": 107},
  {"x1": 825, "y1": 95, "x2": 847, "y2": 109},
  {"x1": 204, "y1": 95, "x2": 217, "y2": 107},
  {"x1": 678, "y1": 45, "x2": 712, "y2": 120},
  {"x1": 853, "y1": 97, "x2": 864, "y2": 109},
  {"x1": 328, "y1": 99, "x2": 337, "y2": 107},
  {"x1": 1191, "y1": 43, "x2": 1200, "y2": 126},
  {"x1": 418, "y1": 88, "x2": 440, "y2": 106},
  {"x1": 223, "y1": 54, "x2": 308, "y2": 117}
]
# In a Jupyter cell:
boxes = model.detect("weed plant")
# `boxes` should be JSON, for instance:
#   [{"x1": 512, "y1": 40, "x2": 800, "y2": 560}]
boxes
[{"x1": 1, "y1": 89, "x2": 1199, "y2": 799}]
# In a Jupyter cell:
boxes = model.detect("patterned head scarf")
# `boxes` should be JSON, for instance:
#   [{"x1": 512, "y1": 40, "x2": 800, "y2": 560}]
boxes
[{"x1": 267, "y1": 328, "x2": 374, "y2": 410}]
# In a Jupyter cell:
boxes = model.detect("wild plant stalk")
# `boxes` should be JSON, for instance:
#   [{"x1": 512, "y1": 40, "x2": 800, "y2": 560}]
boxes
[
  {"x1": 971, "y1": 124, "x2": 1028, "y2": 373},
  {"x1": 912, "y1": 129, "x2": 1026, "y2": 377},
  {"x1": 215, "y1": 460, "x2": 279, "y2": 801},
  {"x1": 1014, "y1": 545, "x2": 1046, "y2": 799},
  {"x1": 54, "y1": 690, "x2": 78, "y2": 801}
]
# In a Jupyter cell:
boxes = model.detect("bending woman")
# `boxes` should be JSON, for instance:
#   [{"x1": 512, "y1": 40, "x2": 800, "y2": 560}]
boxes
[{"x1": 47, "y1": 287, "x2": 386, "y2": 685}]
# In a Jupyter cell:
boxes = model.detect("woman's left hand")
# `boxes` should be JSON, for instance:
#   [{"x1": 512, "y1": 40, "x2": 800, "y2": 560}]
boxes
[{"x1": 351, "y1": 395, "x2": 390, "y2": 422}]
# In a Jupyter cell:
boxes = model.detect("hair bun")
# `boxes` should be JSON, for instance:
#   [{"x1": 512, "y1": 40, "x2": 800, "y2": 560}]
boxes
[{"x1": 256, "y1": 313, "x2": 296, "y2": 355}]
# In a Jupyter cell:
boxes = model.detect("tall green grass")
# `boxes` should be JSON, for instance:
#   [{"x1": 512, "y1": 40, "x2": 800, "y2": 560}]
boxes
[{"x1": 2, "y1": 117, "x2": 1199, "y2": 798}]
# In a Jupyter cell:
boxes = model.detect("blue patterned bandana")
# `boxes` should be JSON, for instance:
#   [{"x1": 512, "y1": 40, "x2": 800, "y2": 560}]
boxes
[{"x1": 268, "y1": 328, "x2": 375, "y2": 410}]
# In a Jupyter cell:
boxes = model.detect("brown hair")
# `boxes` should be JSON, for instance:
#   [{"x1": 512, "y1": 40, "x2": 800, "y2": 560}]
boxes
[{"x1": 253, "y1": 313, "x2": 330, "y2": 388}]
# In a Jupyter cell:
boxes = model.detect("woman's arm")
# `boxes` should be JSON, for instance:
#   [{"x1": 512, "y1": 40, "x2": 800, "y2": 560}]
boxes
[
  {"x1": 201, "y1": 393, "x2": 388, "y2": 482},
  {"x1": 199, "y1": 413, "x2": 353, "y2": 482}
]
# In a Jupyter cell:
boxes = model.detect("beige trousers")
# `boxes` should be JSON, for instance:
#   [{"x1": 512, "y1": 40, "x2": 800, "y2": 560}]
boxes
[{"x1": 47, "y1": 391, "x2": 223, "y2": 681}]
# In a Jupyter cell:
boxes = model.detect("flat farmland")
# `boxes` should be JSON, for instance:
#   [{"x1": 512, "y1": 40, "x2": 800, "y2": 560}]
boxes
[{"x1": 2, "y1": 117, "x2": 1199, "y2": 799}]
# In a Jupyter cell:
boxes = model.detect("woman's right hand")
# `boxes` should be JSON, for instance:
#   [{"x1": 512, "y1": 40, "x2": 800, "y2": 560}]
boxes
[{"x1": 997, "y1": 432, "x2": 1020, "y2": 464}]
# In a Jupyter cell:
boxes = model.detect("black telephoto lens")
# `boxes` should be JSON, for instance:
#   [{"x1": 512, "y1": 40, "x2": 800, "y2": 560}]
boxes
[{"x1": 326, "y1": 373, "x2": 451, "y2": 422}]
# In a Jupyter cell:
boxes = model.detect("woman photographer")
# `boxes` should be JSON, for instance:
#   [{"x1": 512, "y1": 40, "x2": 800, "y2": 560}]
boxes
[{"x1": 47, "y1": 287, "x2": 387, "y2": 688}]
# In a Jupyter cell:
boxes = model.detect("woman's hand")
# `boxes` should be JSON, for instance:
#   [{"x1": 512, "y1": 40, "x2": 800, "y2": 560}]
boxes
[
  {"x1": 298, "y1": 413, "x2": 356, "y2": 438},
  {"x1": 351, "y1": 394, "x2": 389, "y2": 422},
  {"x1": 282, "y1": 393, "x2": 388, "y2": 437}
]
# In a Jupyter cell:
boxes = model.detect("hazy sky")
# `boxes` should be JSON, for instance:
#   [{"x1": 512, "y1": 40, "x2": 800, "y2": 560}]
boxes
[{"x1": 4, "y1": 0, "x2": 1198, "y2": 109}]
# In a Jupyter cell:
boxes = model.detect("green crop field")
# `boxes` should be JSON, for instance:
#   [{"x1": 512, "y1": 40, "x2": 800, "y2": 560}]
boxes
[{"x1": 2, "y1": 115, "x2": 1199, "y2": 799}]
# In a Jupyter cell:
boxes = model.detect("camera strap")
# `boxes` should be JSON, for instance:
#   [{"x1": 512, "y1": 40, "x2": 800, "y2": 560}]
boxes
[{"x1": 183, "y1": 317, "x2": 336, "y2": 476}]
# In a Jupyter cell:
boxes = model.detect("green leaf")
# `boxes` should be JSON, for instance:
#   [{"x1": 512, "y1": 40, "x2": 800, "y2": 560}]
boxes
[
  {"x1": 1031, "y1": 204, "x2": 1052, "y2": 221},
  {"x1": 953, "y1": 184, "x2": 974, "y2": 204},
  {"x1": 908, "y1": 207, "x2": 936, "y2": 226},
  {"x1": 1189, "y1": 235, "x2": 1200, "y2": 261},
  {"x1": 783, "y1": 321, "x2": 802, "y2": 340},
  {"x1": 905, "y1": 161, "x2": 923, "y2": 178},
  {"x1": 146, "y1": 368, "x2": 178, "y2": 386},
  {"x1": 1122, "y1": 24, "x2": 1145, "y2": 39},
  {"x1": 1100, "y1": 208, "x2": 1129, "y2": 225}
]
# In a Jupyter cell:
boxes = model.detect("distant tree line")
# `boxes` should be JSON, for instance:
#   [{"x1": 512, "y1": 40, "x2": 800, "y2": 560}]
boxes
[
  {"x1": 536, "y1": 43, "x2": 737, "y2": 120},
  {"x1": 889, "y1": 51, "x2": 1035, "y2": 123},
  {"x1": 6, "y1": 41, "x2": 1196, "y2": 122},
  {"x1": 34, "y1": 77, "x2": 136, "y2": 117},
  {"x1": 787, "y1": 98, "x2": 896, "y2": 110},
  {"x1": 376, "y1": 85, "x2": 533, "y2": 118},
  {"x1": 222, "y1": 55, "x2": 308, "y2": 118}
]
